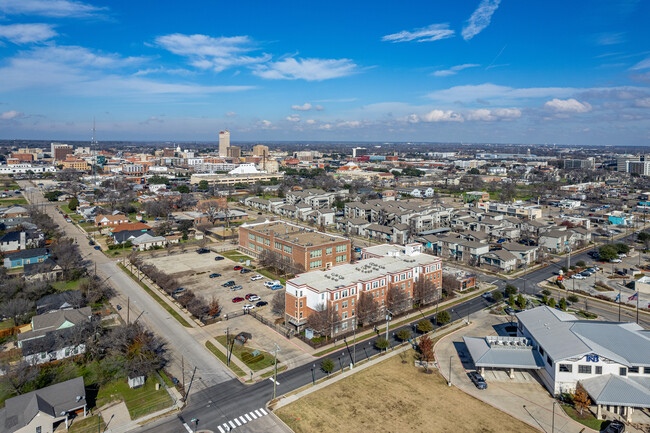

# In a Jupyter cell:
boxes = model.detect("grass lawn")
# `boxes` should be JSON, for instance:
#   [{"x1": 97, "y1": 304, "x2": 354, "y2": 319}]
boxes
[
  {"x1": 0, "y1": 197, "x2": 28, "y2": 206},
  {"x1": 96, "y1": 377, "x2": 172, "y2": 419},
  {"x1": 276, "y1": 351, "x2": 539, "y2": 433},
  {"x1": 221, "y1": 250, "x2": 254, "y2": 263},
  {"x1": 60, "y1": 204, "x2": 75, "y2": 214},
  {"x1": 205, "y1": 341, "x2": 246, "y2": 377},
  {"x1": 561, "y1": 404, "x2": 607, "y2": 431},
  {"x1": 69, "y1": 415, "x2": 106, "y2": 433},
  {"x1": 0, "y1": 318, "x2": 14, "y2": 330},
  {"x1": 52, "y1": 277, "x2": 88, "y2": 292},
  {"x1": 215, "y1": 335, "x2": 277, "y2": 371},
  {"x1": 118, "y1": 264, "x2": 192, "y2": 328}
]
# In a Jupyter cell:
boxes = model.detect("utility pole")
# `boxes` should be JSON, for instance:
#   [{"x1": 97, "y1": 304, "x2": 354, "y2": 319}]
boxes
[
  {"x1": 353, "y1": 318, "x2": 356, "y2": 366},
  {"x1": 127, "y1": 297, "x2": 130, "y2": 324},
  {"x1": 226, "y1": 328, "x2": 230, "y2": 366},
  {"x1": 385, "y1": 310, "x2": 393, "y2": 341},
  {"x1": 448, "y1": 355, "x2": 452, "y2": 387},
  {"x1": 181, "y1": 356, "x2": 185, "y2": 400},
  {"x1": 551, "y1": 401, "x2": 557, "y2": 433},
  {"x1": 272, "y1": 343, "x2": 280, "y2": 399}
]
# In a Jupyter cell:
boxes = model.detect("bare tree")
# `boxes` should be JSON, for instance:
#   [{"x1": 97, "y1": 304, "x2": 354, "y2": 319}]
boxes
[
  {"x1": 0, "y1": 298, "x2": 34, "y2": 325},
  {"x1": 305, "y1": 302, "x2": 339, "y2": 338},
  {"x1": 413, "y1": 278, "x2": 439, "y2": 306},
  {"x1": 51, "y1": 238, "x2": 83, "y2": 278},
  {"x1": 356, "y1": 291, "x2": 380, "y2": 326},
  {"x1": 386, "y1": 286, "x2": 409, "y2": 314},
  {"x1": 208, "y1": 296, "x2": 221, "y2": 317},
  {"x1": 271, "y1": 291, "x2": 285, "y2": 316},
  {"x1": 0, "y1": 360, "x2": 40, "y2": 395},
  {"x1": 104, "y1": 323, "x2": 167, "y2": 377}
]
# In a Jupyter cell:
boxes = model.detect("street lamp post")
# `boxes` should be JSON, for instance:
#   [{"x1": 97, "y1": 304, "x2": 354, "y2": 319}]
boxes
[
  {"x1": 385, "y1": 310, "x2": 393, "y2": 341},
  {"x1": 311, "y1": 364, "x2": 315, "y2": 385},
  {"x1": 448, "y1": 355, "x2": 453, "y2": 387},
  {"x1": 551, "y1": 401, "x2": 557, "y2": 433}
]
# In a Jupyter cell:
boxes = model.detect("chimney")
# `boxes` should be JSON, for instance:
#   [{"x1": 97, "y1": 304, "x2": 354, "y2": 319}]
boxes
[{"x1": 20, "y1": 231, "x2": 26, "y2": 250}]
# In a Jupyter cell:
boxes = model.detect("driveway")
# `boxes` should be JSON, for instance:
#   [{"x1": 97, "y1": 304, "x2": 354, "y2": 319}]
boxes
[{"x1": 434, "y1": 310, "x2": 598, "y2": 433}]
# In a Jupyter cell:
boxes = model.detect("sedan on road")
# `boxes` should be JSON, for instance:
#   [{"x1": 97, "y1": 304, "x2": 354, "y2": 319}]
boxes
[
  {"x1": 209, "y1": 273, "x2": 221, "y2": 278},
  {"x1": 232, "y1": 297, "x2": 244, "y2": 303},
  {"x1": 468, "y1": 371, "x2": 487, "y2": 389},
  {"x1": 93, "y1": 246, "x2": 101, "y2": 250}
]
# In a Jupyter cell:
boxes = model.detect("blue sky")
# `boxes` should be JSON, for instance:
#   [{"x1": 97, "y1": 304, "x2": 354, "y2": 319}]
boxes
[{"x1": 0, "y1": 0, "x2": 649, "y2": 145}]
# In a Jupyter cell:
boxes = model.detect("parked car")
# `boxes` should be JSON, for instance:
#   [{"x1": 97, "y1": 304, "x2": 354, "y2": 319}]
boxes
[
  {"x1": 264, "y1": 280, "x2": 281, "y2": 288},
  {"x1": 88, "y1": 240, "x2": 95, "y2": 246},
  {"x1": 580, "y1": 271, "x2": 592, "y2": 277},
  {"x1": 468, "y1": 371, "x2": 487, "y2": 389},
  {"x1": 230, "y1": 285, "x2": 243, "y2": 291},
  {"x1": 245, "y1": 293, "x2": 257, "y2": 300},
  {"x1": 618, "y1": 253, "x2": 627, "y2": 258},
  {"x1": 232, "y1": 297, "x2": 244, "y2": 303},
  {"x1": 209, "y1": 273, "x2": 221, "y2": 278},
  {"x1": 270, "y1": 284, "x2": 283, "y2": 290},
  {"x1": 571, "y1": 274, "x2": 586, "y2": 280},
  {"x1": 222, "y1": 281, "x2": 235, "y2": 287},
  {"x1": 504, "y1": 307, "x2": 515, "y2": 315},
  {"x1": 196, "y1": 248, "x2": 210, "y2": 254},
  {"x1": 93, "y1": 245, "x2": 101, "y2": 250},
  {"x1": 173, "y1": 287, "x2": 187, "y2": 294},
  {"x1": 240, "y1": 268, "x2": 252, "y2": 274},
  {"x1": 248, "y1": 295, "x2": 261, "y2": 302},
  {"x1": 604, "y1": 420, "x2": 626, "y2": 433},
  {"x1": 116, "y1": 305, "x2": 122, "y2": 311},
  {"x1": 255, "y1": 301, "x2": 268, "y2": 307},
  {"x1": 242, "y1": 304, "x2": 255, "y2": 311},
  {"x1": 214, "y1": 256, "x2": 225, "y2": 261},
  {"x1": 250, "y1": 275, "x2": 263, "y2": 281},
  {"x1": 610, "y1": 258, "x2": 622, "y2": 263},
  {"x1": 233, "y1": 265, "x2": 243, "y2": 270}
]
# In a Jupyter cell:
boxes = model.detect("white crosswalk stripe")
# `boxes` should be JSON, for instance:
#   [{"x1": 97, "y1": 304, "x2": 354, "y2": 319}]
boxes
[
  {"x1": 249, "y1": 411, "x2": 258, "y2": 419},
  {"x1": 254, "y1": 409, "x2": 263, "y2": 417},
  {"x1": 234, "y1": 418, "x2": 242, "y2": 426},
  {"x1": 182, "y1": 423, "x2": 192, "y2": 433},
  {"x1": 222, "y1": 423, "x2": 230, "y2": 431},
  {"x1": 245, "y1": 414, "x2": 252, "y2": 421},
  {"x1": 239, "y1": 416, "x2": 247, "y2": 424},
  {"x1": 228, "y1": 420, "x2": 236, "y2": 429},
  {"x1": 218, "y1": 426, "x2": 226, "y2": 433},
  {"x1": 259, "y1": 408, "x2": 268, "y2": 415},
  {"x1": 220, "y1": 407, "x2": 269, "y2": 431}
]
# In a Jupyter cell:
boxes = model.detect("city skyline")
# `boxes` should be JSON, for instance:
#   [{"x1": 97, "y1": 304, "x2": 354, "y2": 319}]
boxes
[{"x1": 0, "y1": 0, "x2": 649, "y2": 145}]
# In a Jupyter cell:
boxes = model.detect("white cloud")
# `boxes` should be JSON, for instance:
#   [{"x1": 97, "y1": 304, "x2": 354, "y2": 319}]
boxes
[
  {"x1": 155, "y1": 33, "x2": 270, "y2": 73},
  {"x1": 634, "y1": 98, "x2": 650, "y2": 108},
  {"x1": 0, "y1": 110, "x2": 22, "y2": 120},
  {"x1": 225, "y1": 111, "x2": 237, "y2": 117},
  {"x1": 493, "y1": 107, "x2": 522, "y2": 118},
  {"x1": 462, "y1": 0, "x2": 501, "y2": 41},
  {"x1": 257, "y1": 119, "x2": 273, "y2": 129},
  {"x1": 427, "y1": 83, "x2": 578, "y2": 103},
  {"x1": 466, "y1": 108, "x2": 495, "y2": 121},
  {"x1": 421, "y1": 109, "x2": 464, "y2": 122},
  {"x1": 291, "y1": 103, "x2": 324, "y2": 111},
  {"x1": 318, "y1": 123, "x2": 332, "y2": 130},
  {"x1": 630, "y1": 57, "x2": 650, "y2": 71},
  {"x1": 382, "y1": 23, "x2": 455, "y2": 43},
  {"x1": 0, "y1": 24, "x2": 57, "y2": 44},
  {"x1": 286, "y1": 114, "x2": 300, "y2": 122},
  {"x1": 253, "y1": 57, "x2": 357, "y2": 81},
  {"x1": 544, "y1": 98, "x2": 592, "y2": 113},
  {"x1": 597, "y1": 32, "x2": 625, "y2": 46},
  {"x1": 0, "y1": 0, "x2": 105, "y2": 17},
  {"x1": 337, "y1": 120, "x2": 361, "y2": 128},
  {"x1": 305, "y1": 119, "x2": 316, "y2": 124},
  {"x1": 433, "y1": 63, "x2": 480, "y2": 77},
  {"x1": 466, "y1": 107, "x2": 521, "y2": 121}
]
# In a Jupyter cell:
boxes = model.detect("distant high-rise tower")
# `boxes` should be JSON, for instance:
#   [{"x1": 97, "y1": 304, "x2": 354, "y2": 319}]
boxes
[{"x1": 219, "y1": 130, "x2": 230, "y2": 157}]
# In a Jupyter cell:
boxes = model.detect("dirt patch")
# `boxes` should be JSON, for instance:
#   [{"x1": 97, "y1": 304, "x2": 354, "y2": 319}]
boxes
[{"x1": 276, "y1": 351, "x2": 539, "y2": 433}]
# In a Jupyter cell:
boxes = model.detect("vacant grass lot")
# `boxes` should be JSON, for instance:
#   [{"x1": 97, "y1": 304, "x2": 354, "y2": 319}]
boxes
[
  {"x1": 205, "y1": 341, "x2": 245, "y2": 377},
  {"x1": 215, "y1": 335, "x2": 277, "y2": 371},
  {"x1": 97, "y1": 377, "x2": 172, "y2": 419},
  {"x1": 52, "y1": 277, "x2": 88, "y2": 292},
  {"x1": 276, "y1": 351, "x2": 539, "y2": 433},
  {"x1": 221, "y1": 250, "x2": 254, "y2": 263},
  {"x1": 0, "y1": 197, "x2": 28, "y2": 206}
]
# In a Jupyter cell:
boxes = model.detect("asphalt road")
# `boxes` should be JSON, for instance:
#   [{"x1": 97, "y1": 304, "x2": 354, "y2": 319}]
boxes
[{"x1": 19, "y1": 182, "x2": 235, "y2": 391}]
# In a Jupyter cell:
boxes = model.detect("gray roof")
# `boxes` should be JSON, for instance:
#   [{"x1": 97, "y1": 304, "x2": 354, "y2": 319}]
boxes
[
  {"x1": 1, "y1": 377, "x2": 86, "y2": 431},
  {"x1": 581, "y1": 374, "x2": 650, "y2": 408},
  {"x1": 20, "y1": 307, "x2": 92, "y2": 342},
  {"x1": 131, "y1": 233, "x2": 166, "y2": 245},
  {"x1": 463, "y1": 336, "x2": 545, "y2": 369},
  {"x1": 4, "y1": 247, "x2": 49, "y2": 260},
  {"x1": 517, "y1": 306, "x2": 650, "y2": 366}
]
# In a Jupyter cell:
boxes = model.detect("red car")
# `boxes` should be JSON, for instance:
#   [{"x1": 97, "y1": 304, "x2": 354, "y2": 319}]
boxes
[
  {"x1": 232, "y1": 297, "x2": 245, "y2": 303},
  {"x1": 233, "y1": 265, "x2": 243, "y2": 270},
  {"x1": 245, "y1": 293, "x2": 257, "y2": 300}
]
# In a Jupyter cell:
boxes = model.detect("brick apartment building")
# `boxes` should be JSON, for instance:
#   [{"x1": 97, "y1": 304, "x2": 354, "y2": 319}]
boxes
[
  {"x1": 238, "y1": 220, "x2": 350, "y2": 272},
  {"x1": 285, "y1": 243, "x2": 442, "y2": 333}
]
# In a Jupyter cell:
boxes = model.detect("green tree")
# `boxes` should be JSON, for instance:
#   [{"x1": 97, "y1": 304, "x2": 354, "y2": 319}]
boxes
[
  {"x1": 375, "y1": 337, "x2": 390, "y2": 352},
  {"x1": 542, "y1": 294, "x2": 548, "y2": 304},
  {"x1": 541, "y1": 289, "x2": 551, "y2": 296},
  {"x1": 505, "y1": 284, "x2": 518, "y2": 296},
  {"x1": 468, "y1": 168, "x2": 480, "y2": 175},
  {"x1": 198, "y1": 180, "x2": 209, "y2": 191},
  {"x1": 68, "y1": 197, "x2": 79, "y2": 211},
  {"x1": 44, "y1": 190, "x2": 63, "y2": 201},
  {"x1": 321, "y1": 358, "x2": 335, "y2": 376},
  {"x1": 559, "y1": 298, "x2": 567, "y2": 311},
  {"x1": 416, "y1": 319, "x2": 433, "y2": 333},
  {"x1": 516, "y1": 294, "x2": 527, "y2": 310},
  {"x1": 396, "y1": 329, "x2": 411, "y2": 342},
  {"x1": 547, "y1": 297, "x2": 555, "y2": 307},
  {"x1": 576, "y1": 260, "x2": 586, "y2": 268},
  {"x1": 149, "y1": 175, "x2": 169, "y2": 185},
  {"x1": 568, "y1": 295, "x2": 579, "y2": 303},
  {"x1": 176, "y1": 185, "x2": 190, "y2": 194},
  {"x1": 508, "y1": 293, "x2": 515, "y2": 307},
  {"x1": 598, "y1": 245, "x2": 618, "y2": 261},
  {"x1": 614, "y1": 243, "x2": 630, "y2": 254},
  {"x1": 637, "y1": 232, "x2": 650, "y2": 250},
  {"x1": 491, "y1": 291, "x2": 503, "y2": 302},
  {"x1": 436, "y1": 310, "x2": 451, "y2": 325}
]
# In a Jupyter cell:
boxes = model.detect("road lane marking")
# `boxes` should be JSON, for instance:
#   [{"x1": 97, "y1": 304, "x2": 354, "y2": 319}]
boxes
[
  {"x1": 234, "y1": 418, "x2": 242, "y2": 426},
  {"x1": 244, "y1": 414, "x2": 252, "y2": 421},
  {"x1": 228, "y1": 420, "x2": 236, "y2": 429},
  {"x1": 254, "y1": 409, "x2": 263, "y2": 417},
  {"x1": 260, "y1": 408, "x2": 268, "y2": 415},
  {"x1": 268, "y1": 377, "x2": 280, "y2": 385},
  {"x1": 222, "y1": 423, "x2": 230, "y2": 431},
  {"x1": 239, "y1": 416, "x2": 247, "y2": 424},
  {"x1": 249, "y1": 411, "x2": 258, "y2": 419},
  {"x1": 218, "y1": 426, "x2": 225, "y2": 433},
  {"x1": 182, "y1": 423, "x2": 192, "y2": 433}
]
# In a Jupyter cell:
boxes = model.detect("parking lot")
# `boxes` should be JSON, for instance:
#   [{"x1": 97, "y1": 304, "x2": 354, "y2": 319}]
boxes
[{"x1": 144, "y1": 250, "x2": 284, "y2": 318}]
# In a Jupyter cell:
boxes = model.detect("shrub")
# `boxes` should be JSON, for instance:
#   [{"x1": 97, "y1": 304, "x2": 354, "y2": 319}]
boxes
[
  {"x1": 416, "y1": 319, "x2": 433, "y2": 333},
  {"x1": 321, "y1": 358, "x2": 335, "y2": 375},
  {"x1": 505, "y1": 284, "x2": 518, "y2": 296},
  {"x1": 491, "y1": 291, "x2": 503, "y2": 302},
  {"x1": 436, "y1": 310, "x2": 451, "y2": 325},
  {"x1": 559, "y1": 298, "x2": 567, "y2": 311},
  {"x1": 547, "y1": 297, "x2": 555, "y2": 307},
  {"x1": 375, "y1": 337, "x2": 390, "y2": 351},
  {"x1": 576, "y1": 260, "x2": 586, "y2": 268},
  {"x1": 541, "y1": 289, "x2": 551, "y2": 296},
  {"x1": 396, "y1": 329, "x2": 411, "y2": 341},
  {"x1": 568, "y1": 295, "x2": 579, "y2": 303}
]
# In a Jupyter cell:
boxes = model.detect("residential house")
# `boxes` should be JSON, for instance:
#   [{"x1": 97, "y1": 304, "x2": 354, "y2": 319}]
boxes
[
  {"x1": 480, "y1": 249, "x2": 518, "y2": 272},
  {"x1": 3, "y1": 248, "x2": 50, "y2": 269},
  {"x1": 23, "y1": 258, "x2": 63, "y2": 283},
  {"x1": 0, "y1": 205, "x2": 29, "y2": 218},
  {"x1": 539, "y1": 229, "x2": 574, "y2": 253},
  {"x1": 501, "y1": 242, "x2": 539, "y2": 266},
  {"x1": 0, "y1": 230, "x2": 44, "y2": 252},
  {"x1": 36, "y1": 291, "x2": 84, "y2": 314},
  {"x1": 0, "y1": 377, "x2": 87, "y2": 433},
  {"x1": 131, "y1": 233, "x2": 167, "y2": 251},
  {"x1": 94, "y1": 214, "x2": 129, "y2": 227}
]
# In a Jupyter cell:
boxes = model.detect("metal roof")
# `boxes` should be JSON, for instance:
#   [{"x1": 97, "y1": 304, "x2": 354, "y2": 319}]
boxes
[
  {"x1": 581, "y1": 374, "x2": 650, "y2": 408},
  {"x1": 463, "y1": 336, "x2": 545, "y2": 369}
]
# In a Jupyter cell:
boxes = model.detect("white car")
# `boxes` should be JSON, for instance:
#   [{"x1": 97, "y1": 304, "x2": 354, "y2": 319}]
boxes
[
  {"x1": 571, "y1": 274, "x2": 586, "y2": 280},
  {"x1": 610, "y1": 258, "x2": 622, "y2": 263},
  {"x1": 264, "y1": 280, "x2": 281, "y2": 288},
  {"x1": 248, "y1": 295, "x2": 261, "y2": 302},
  {"x1": 242, "y1": 304, "x2": 255, "y2": 311},
  {"x1": 250, "y1": 275, "x2": 264, "y2": 281},
  {"x1": 618, "y1": 253, "x2": 627, "y2": 258}
]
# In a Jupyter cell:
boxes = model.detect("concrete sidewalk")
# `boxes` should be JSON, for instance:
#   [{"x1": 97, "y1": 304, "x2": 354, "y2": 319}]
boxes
[{"x1": 433, "y1": 311, "x2": 599, "y2": 433}]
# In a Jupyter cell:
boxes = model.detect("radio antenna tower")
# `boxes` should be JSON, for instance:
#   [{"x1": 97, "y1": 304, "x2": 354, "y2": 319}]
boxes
[{"x1": 91, "y1": 118, "x2": 97, "y2": 184}]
